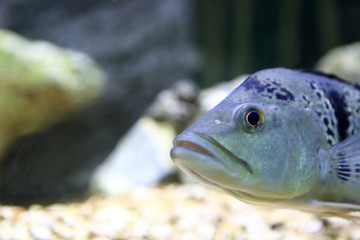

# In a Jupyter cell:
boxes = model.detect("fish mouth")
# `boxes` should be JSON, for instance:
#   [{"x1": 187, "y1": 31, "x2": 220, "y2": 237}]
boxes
[
  {"x1": 172, "y1": 132, "x2": 252, "y2": 174},
  {"x1": 171, "y1": 133, "x2": 282, "y2": 203},
  {"x1": 173, "y1": 140, "x2": 215, "y2": 159}
]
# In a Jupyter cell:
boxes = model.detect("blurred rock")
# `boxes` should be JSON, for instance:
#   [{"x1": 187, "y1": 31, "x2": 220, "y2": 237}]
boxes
[
  {"x1": 316, "y1": 41, "x2": 360, "y2": 84},
  {"x1": 0, "y1": 0, "x2": 198, "y2": 204},
  {"x1": 90, "y1": 117, "x2": 176, "y2": 195},
  {"x1": 0, "y1": 29, "x2": 104, "y2": 160},
  {"x1": 147, "y1": 79, "x2": 199, "y2": 133},
  {"x1": 91, "y1": 79, "x2": 199, "y2": 195},
  {"x1": 198, "y1": 75, "x2": 248, "y2": 114}
]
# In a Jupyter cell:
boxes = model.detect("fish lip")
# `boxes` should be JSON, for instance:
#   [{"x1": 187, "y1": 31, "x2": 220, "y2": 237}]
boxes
[
  {"x1": 225, "y1": 189, "x2": 282, "y2": 203},
  {"x1": 176, "y1": 161, "x2": 223, "y2": 188},
  {"x1": 173, "y1": 139, "x2": 215, "y2": 159},
  {"x1": 177, "y1": 162, "x2": 280, "y2": 203},
  {"x1": 172, "y1": 132, "x2": 253, "y2": 174}
]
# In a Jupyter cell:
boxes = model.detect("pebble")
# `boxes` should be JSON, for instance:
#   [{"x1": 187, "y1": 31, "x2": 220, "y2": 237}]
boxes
[
  {"x1": 0, "y1": 184, "x2": 359, "y2": 240},
  {"x1": 30, "y1": 225, "x2": 53, "y2": 240}
]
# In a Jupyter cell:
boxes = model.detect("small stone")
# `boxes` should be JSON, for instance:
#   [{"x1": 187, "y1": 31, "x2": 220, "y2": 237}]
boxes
[
  {"x1": 30, "y1": 225, "x2": 53, "y2": 240},
  {"x1": 151, "y1": 224, "x2": 172, "y2": 238},
  {"x1": 90, "y1": 116, "x2": 177, "y2": 195},
  {"x1": 0, "y1": 206, "x2": 24, "y2": 220},
  {"x1": 132, "y1": 219, "x2": 149, "y2": 237},
  {"x1": 304, "y1": 219, "x2": 323, "y2": 233},
  {"x1": 195, "y1": 222, "x2": 216, "y2": 239},
  {"x1": 51, "y1": 222, "x2": 74, "y2": 240}
]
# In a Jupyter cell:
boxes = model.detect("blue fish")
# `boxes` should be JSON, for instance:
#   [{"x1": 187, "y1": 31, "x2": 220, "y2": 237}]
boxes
[{"x1": 171, "y1": 68, "x2": 360, "y2": 218}]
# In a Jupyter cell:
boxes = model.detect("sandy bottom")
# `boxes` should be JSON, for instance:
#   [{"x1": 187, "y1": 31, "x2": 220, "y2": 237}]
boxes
[{"x1": 0, "y1": 184, "x2": 359, "y2": 240}]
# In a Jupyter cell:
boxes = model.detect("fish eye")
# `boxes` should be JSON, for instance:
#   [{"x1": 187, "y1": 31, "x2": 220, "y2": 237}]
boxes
[
  {"x1": 234, "y1": 105, "x2": 264, "y2": 133},
  {"x1": 245, "y1": 110, "x2": 261, "y2": 128}
]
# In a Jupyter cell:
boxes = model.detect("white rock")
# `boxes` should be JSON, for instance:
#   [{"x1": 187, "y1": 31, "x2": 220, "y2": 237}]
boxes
[
  {"x1": 316, "y1": 41, "x2": 360, "y2": 84},
  {"x1": 199, "y1": 75, "x2": 248, "y2": 113},
  {"x1": 30, "y1": 225, "x2": 53, "y2": 240},
  {"x1": 90, "y1": 116, "x2": 176, "y2": 195}
]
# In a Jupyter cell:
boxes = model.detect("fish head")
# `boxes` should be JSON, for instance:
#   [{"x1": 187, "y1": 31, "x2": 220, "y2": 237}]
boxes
[{"x1": 171, "y1": 69, "x2": 322, "y2": 204}]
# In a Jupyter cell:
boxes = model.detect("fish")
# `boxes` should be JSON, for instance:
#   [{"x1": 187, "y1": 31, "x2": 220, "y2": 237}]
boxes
[{"x1": 170, "y1": 68, "x2": 360, "y2": 218}]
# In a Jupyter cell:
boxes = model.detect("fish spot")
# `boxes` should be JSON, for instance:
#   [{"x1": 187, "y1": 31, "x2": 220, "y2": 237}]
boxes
[
  {"x1": 271, "y1": 81, "x2": 281, "y2": 87},
  {"x1": 302, "y1": 95, "x2": 310, "y2": 106},
  {"x1": 309, "y1": 81, "x2": 316, "y2": 90},
  {"x1": 243, "y1": 77, "x2": 296, "y2": 102},
  {"x1": 275, "y1": 88, "x2": 295, "y2": 101},
  {"x1": 275, "y1": 93, "x2": 287, "y2": 100},
  {"x1": 355, "y1": 164, "x2": 360, "y2": 174},
  {"x1": 326, "y1": 128, "x2": 335, "y2": 138},
  {"x1": 326, "y1": 90, "x2": 350, "y2": 141},
  {"x1": 281, "y1": 88, "x2": 294, "y2": 100},
  {"x1": 325, "y1": 102, "x2": 330, "y2": 110},
  {"x1": 323, "y1": 117, "x2": 329, "y2": 126},
  {"x1": 314, "y1": 109, "x2": 336, "y2": 146},
  {"x1": 266, "y1": 87, "x2": 277, "y2": 93},
  {"x1": 242, "y1": 77, "x2": 271, "y2": 93}
]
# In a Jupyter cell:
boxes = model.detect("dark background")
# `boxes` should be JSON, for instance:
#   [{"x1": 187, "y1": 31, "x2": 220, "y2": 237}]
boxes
[{"x1": 195, "y1": 0, "x2": 360, "y2": 86}]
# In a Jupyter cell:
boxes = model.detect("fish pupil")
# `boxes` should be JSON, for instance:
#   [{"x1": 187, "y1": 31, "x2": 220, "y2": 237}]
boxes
[{"x1": 247, "y1": 111, "x2": 260, "y2": 127}]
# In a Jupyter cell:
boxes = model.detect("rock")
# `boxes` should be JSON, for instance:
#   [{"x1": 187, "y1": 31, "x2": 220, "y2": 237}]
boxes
[
  {"x1": 90, "y1": 117, "x2": 177, "y2": 195},
  {"x1": 0, "y1": 29, "x2": 105, "y2": 160},
  {"x1": 198, "y1": 75, "x2": 248, "y2": 114},
  {"x1": 0, "y1": 0, "x2": 199, "y2": 118},
  {"x1": 147, "y1": 79, "x2": 199, "y2": 133},
  {"x1": 0, "y1": 0, "x2": 198, "y2": 204},
  {"x1": 315, "y1": 41, "x2": 360, "y2": 84},
  {"x1": 90, "y1": 79, "x2": 199, "y2": 195},
  {"x1": 30, "y1": 225, "x2": 53, "y2": 240}
]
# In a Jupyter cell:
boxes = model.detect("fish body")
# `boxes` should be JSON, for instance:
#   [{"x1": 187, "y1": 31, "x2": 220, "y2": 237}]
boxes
[{"x1": 170, "y1": 68, "x2": 360, "y2": 218}]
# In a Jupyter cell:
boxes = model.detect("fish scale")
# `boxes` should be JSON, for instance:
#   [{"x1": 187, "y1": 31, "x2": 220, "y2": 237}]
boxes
[{"x1": 171, "y1": 68, "x2": 360, "y2": 218}]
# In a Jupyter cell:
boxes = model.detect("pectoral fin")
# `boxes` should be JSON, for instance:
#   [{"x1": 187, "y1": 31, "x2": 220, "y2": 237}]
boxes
[{"x1": 325, "y1": 132, "x2": 360, "y2": 188}]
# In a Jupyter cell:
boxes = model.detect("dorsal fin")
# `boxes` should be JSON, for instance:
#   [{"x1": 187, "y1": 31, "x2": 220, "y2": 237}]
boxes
[
  {"x1": 298, "y1": 69, "x2": 360, "y2": 92},
  {"x1": 297, "y1": 69, "x2": 353, "y2": 84}
]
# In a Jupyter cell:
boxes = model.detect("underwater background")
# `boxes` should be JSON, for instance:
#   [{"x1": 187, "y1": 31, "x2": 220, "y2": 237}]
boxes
[{"x1": 0, "y1": 0, "x2": 359, "y2": 239}]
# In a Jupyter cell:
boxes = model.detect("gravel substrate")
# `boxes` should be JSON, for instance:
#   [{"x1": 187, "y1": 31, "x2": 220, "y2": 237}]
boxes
[{"x1": 0, "y1": 184, "x2": 359, "y2": 240}]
